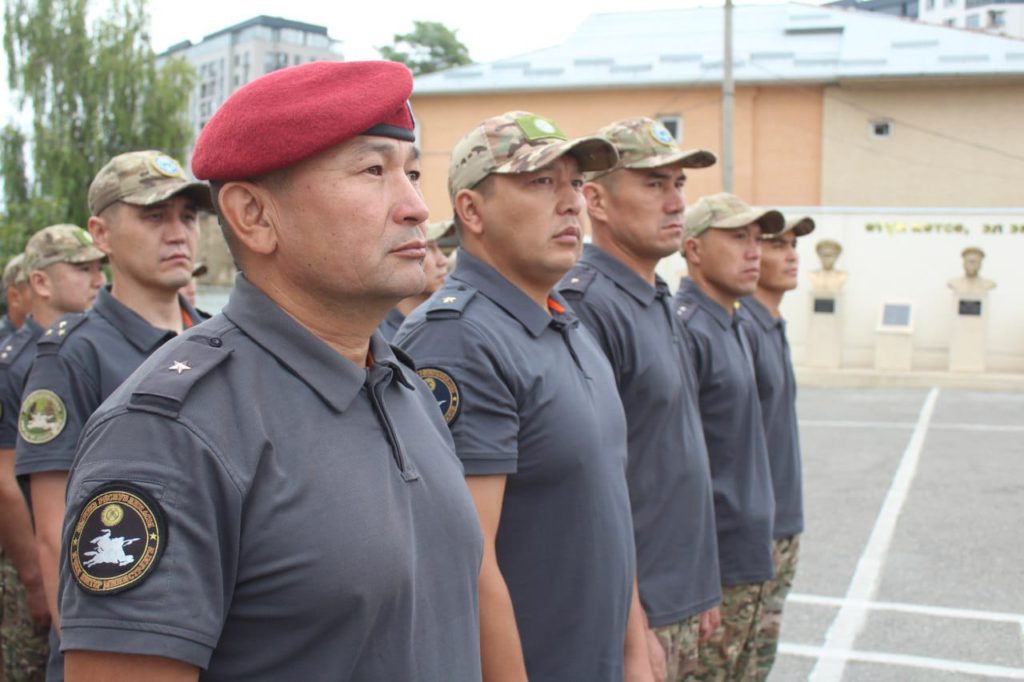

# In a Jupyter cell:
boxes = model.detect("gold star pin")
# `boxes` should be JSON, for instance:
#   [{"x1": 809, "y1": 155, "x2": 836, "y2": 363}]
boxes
[
  {"x1": 59, "y1": 320, "x2": 67, "y2": 328},
  {"x1": 4, "y1": 345, "x2": 11, "y2": 351},
  {"x1": 443, "y1": 296, "x2": 457, "y2": 304},
  {"x1": 571, "y1": 277, "x2": 580, "y2": 284},
  {"x1": 58, "y1": 330, "x2": 65, "y2": 336},
  {"x1": 169, "y1": 361, "x2": 191, "y2": 375},
  {"x1": 1, "y1": 353, "x2": 7, "y2": 360},
  {"x1": 45, "y1": 329, "x2": 53, "y2": 336},
  {"x1": 678, "y1": 306, "x2": 687, "y2": 313}
]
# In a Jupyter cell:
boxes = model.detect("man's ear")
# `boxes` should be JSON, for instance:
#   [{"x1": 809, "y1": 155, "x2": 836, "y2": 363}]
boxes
[
  {"x1": 453, "y1": 188, "x2": 485, "y2": 238},
  {"x1": 87, "y1": 213, "x2": 114, "y2": 258},
  {"x1": 582, "y1": 182, "x2": 610, "y2": 225},
  {"x1": 683, "y1": 236, "x2": 701, "y2": 266},
  {"x1": 218, "y1": 181, "x2": 280, "y2": 256},
  {"x1": 28, "y1": 269, "x2": 50, "y2": 301}
]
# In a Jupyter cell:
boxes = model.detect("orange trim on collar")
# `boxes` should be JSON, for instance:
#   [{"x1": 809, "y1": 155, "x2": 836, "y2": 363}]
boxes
[
  {"x1": 547, "y1": 297, "x2": 566, "y2": 315},
  {"x1": 181, "y1": 308, "x2": 194, "y2": 330}
]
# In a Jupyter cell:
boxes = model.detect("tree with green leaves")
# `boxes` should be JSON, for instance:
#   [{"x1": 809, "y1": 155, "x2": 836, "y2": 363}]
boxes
[
  {"x1": 378, "y1": 20, "x2": 472, "y2": 76},
  {"x1": 1, "y1": 0, "x2": 196, "y2": 258}
]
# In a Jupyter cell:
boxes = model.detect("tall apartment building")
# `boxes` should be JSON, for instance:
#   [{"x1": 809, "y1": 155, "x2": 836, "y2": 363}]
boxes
[
  {"x1": 829, "y1": 0, "x2": 1024, "y2": 35},
  {"x1": 162, "y1": 15, "x2": 343, "y2": 140}
]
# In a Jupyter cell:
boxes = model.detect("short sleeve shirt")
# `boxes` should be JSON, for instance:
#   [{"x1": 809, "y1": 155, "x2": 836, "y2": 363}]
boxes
[
  {"x1": 674, "y1": 278, "x2": 775, "y2": 585},
  {"x1": 15, "y1": 287, "x2": 199, "y2": 481},
  {"x1": 395, "y1": 250, "x2": 635, "y2": 682},
  {"x1": 558, "y1": 245, "x2": 721, "y2": 627},
  {"x1": 0, "y1": 316, "x2": 43, "y2": 449},
  {"x1": 740, "y1": 297, "x2": 804, "y2": 538},
  {"x1": 59, "y1": 275, "x2": 483, "y2": 681}
]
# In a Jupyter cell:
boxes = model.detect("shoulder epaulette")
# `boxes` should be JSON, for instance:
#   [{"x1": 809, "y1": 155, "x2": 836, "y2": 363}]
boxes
[
  {"x1": 425, "y1": 285, "x2": 478, "y2": 320},
  {"x1": 558, "y1": 265, "x2": 598, "y2": 299},
  {"x1": 674, "y1": 298, "x2": 698, "y2": 323},
  {"x1": 36, "y1": 313, "x2": 88, "y2": 354},
  {"x1": 127, "y1": 335, "x2": 232, "y2": 419},
  {"x1": 0, "y1": 326, "x2": 36, "y2": 367}
]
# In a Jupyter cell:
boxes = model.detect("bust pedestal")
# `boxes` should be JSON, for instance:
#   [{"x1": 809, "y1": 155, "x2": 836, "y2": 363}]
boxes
[
  {"x1": 874, "y1": 301, "x2": 914, "y2": 372},
  {"x1": 949, "y1": 293, "x2": 988, "y2": 372},
  {"x1": 807, "y1": 290, "x2": 842, "y2": 369}
]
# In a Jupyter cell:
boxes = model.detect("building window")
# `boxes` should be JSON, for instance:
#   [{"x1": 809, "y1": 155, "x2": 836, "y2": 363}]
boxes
[
  {"x1": 990, "y1": 9, "x2": 1005, "y2": 26},
  {"x1": 966, "y1": 13, "x2": 980, "y2": 26},
  {"x1": 656, "y1": 114, "x2": 684, "y2": 141},
  {"x1": 926, "y1": 0, "x2": 935, "y2": 8},
  {"x1": 944, "y1": 17, "x2": 956, "y2": 25},
  {"x1": 869, "y1": 119, "x2": 892, "y2": 138},
  {"x1": 943, "y1": 0, "x2": 955, "y2": 7}
]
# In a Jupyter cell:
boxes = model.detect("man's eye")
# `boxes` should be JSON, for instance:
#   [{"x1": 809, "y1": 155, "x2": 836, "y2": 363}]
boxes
[
  {"x1": 408, "y1": 170, "x2": 421, "y2": 182},
  {"x1": 366, "y1": 165, "x2": 383, "y2": 176}
]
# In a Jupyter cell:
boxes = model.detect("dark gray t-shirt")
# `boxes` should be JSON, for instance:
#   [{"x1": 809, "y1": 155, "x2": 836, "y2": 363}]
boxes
[
  {"x1": 558, "y1": 245, "x2": 720, "y2": 627},
  {"x1": 0, "y1": 316, "x2": 43, "y2": 449},
  {"x1": 740, "y1": 297, "x2": 804, "y2": 539},
  {"x1": 395, "y1": 250, "x2": 635, "y2": 682},
  {"x1": 674, "y1": 277, "x2": 775, "y2": 585},
  {"x1": 59, "y1": 275, "x2": 483, "y2": 681}
]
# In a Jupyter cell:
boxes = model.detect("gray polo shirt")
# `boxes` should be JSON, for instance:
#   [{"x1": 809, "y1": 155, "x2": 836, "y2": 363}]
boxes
[
  {"x1": 58, "y1": 275, "x2": 483, "y2": 681},
  {"x1": 377, "y1": 307, "x2": 406, "y2": 342},
  {"x1": 0, "y1": 315, "x2": 43, "y2": 449},
  {"x1": 674, "y1": 278, "x2": 775, "y2": 586},
  {"x1": 16, "y1": 286, "x2": 200, "y2": 480},
  {"x1": 395, "y1": 250, "x2": 635, "y2": 682},
  {"x1": 558, "y1": 245, "x2": 720, "y2": 627},
  {"x1": 740, "y1": 297, "x2": 804, "y2": 539}
]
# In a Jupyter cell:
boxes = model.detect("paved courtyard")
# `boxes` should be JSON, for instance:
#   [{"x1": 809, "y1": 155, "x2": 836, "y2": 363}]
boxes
[{"x1": 772, "y1": 388, "x2": 1024, "y2": 681}]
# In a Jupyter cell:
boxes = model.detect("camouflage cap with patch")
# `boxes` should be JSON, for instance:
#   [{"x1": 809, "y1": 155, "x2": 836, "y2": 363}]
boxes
[
  {"x1": 764, "y1": 216, "x2": 815, "y2": 240},
  {"x1": 425, "y1": 219, "x2": 455, "y2": 242},
  {"x1": 589, "y1": 117, "x2": 716, "y2": 180},
  {"x1": 88, "y1": 150, "x2": 213, "y2": 216},
  {"x1": 2, "y1": 254, "x2": 27, "y2": 288},
  {"x1": 447, "y1": 111, "x2": 619, "y2": 199},
  {"x1": 24, "y1": 224, "x2": 106, "y2": 272},
  {"x1": 684, "y1": 192, "x2": 785, "y2": 238}
]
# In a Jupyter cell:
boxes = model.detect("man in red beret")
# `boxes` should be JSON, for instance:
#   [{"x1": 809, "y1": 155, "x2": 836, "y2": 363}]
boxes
[{"x1": 57, "y1": 61, "x2": 484, "y2": 681}]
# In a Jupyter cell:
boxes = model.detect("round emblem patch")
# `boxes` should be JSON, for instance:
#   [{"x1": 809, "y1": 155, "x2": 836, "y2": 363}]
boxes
[
  {"x1": 69, "y1": 483, "x2": 166, "y2": 595},
  {"x1": 417, "y1": 367, "x2": 461, "y2": 426},
  {"x1": 532, "y1": 117, "x2": 557, "y2": 134},
  {"x1": 151, "y1": 154, "x2": 184, "y2": 179},
  {"x1": 18, "y1": 389, "x2": 67, "y2": 444},
  {"x1": 649, "y1": 122, "x2": 675, "y2": 146}
]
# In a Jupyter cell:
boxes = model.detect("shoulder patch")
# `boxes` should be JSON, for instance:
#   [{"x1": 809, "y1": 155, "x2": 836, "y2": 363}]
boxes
[
  {"x1": 417, "y1": 367, "x2": 461, "y2": 426},
  {"x1": 37, "y1": 313, "x2": 88, "y2": 353},
  {"x1": 68, "y1": 482, "x2": 166, "y2": 595},
  {"x1": 19, "y1": 389, "x2": 67, "y2": 444},
  {"x1": 128, "y1": 336, "x2": 232, "y2": 418},
  {"x1": 558, "y1": 266, "x2": 598, "y2": 299},
  {"x1": 425, "y1": 286, "x2": 478, "y2": 320}
]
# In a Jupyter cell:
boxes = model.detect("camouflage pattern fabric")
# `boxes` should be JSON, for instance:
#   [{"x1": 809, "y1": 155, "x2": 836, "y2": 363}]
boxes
[
  {"x1": 751, "y1": 535, "x2": 801, "y2": 682},
  {"x1": 654, "y1": 613, "x2": 701, "y2": 681},
  {"x1": 683, "y1": 193, "x2": 785, "y2": 239},
  {"x1": 695, "y1": 582, "x2": 766, "y2": 682},
  {"x1": 446, "y1": 110, "x2": 618, "y2": 197},
  {"x1": 0, "y1": 552, "x2": 48, "y2": 682},
  {"x1": 2, "y1": 256, "x2": 27, "y2": 290},
  {"x1": 23, "y1": 225, "x2": 104, "y2": 273},
  {"x1": 87, "y1": 150, "x2": 212, "y2": 217},
  {"x1": 590, "y1": 117, "x2": 716, "y2": 180}
]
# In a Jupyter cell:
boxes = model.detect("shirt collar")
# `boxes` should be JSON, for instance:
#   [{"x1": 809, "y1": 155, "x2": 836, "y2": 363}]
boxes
[
  {"x1": 223, "y1": 275, "x2": 410, "y2": 414},
  {"x1": 741, "y1": 296, "x2": 782, "y2": 332},
  {"x1": 450, "y1": 250, "x2": 574, "y2": 338},
  {"x1": 580, "y1": 244, "x2": 659, "y2": 306},
  {"x1": 91, "y1": 286, "x2": 194, "y2": 353},
  {"x1": 677, "y1": 277, "x2": 733, "y2": 330}
]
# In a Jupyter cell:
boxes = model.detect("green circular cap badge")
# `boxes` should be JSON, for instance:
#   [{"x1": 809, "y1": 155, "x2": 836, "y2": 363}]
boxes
[
  {"x1": 69, "y1": 483, "x2": 167, "y2": 595},
  {"x1": 649, "y1": 122, "x2": 675, "y2": 146},
  {"x1": 417, "y1": 367, "x2": 461, "y2": 426},
  {"x1": 151, "y1": 154, "x2": 184, "y2": 179},
  {"x1": 18, "y1": 389, "x2": 67, "y2": 444}
]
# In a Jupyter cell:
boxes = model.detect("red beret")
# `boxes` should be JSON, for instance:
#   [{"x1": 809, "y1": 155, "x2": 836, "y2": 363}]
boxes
[{"x1": 192, "y1": 60, "x2": 415, "y2": 181}]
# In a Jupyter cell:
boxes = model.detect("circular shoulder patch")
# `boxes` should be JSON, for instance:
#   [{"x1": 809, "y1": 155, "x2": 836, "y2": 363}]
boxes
[
  {"x1": 18, "y1": 389, "x2": 67, "y2": 444},
  {"x1": 69, "y1": 483, "x2": 166, "y2": 595},
  {"x1": 417, "y1": 367, "x2": 461, "y2": 426},
  {"x1": 649, "y1": 122, "x2": 675, "y2": 146}
]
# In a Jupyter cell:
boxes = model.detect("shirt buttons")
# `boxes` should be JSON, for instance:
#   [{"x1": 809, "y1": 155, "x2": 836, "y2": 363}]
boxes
[{"x1": 209, "y1": 337, "x2": 223, "y2": 348}]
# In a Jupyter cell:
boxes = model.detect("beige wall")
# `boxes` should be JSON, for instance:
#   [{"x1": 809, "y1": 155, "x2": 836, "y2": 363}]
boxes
[
  {"x1": 412, "y1": 85, "x2": 823, "y2": 221},
  {"x1": 820, "y1": 79, "x2": 1024, "y2": 208}
]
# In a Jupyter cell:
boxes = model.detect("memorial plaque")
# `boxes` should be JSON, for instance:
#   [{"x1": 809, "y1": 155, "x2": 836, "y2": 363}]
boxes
[
  {"x1": 814, "y1": 298, "x2": 835, "y2": 314},
  {"x1": 881, "y1": 303, "x2": 912, "y2": 328},
  {"x1": 958, "y1": 299, "x2": 982, "y2": 316}
]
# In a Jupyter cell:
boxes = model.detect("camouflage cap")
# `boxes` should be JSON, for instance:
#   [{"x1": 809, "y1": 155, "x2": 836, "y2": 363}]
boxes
[
  {"x1": 447, "y1": 111, "x2": 619, "y2": 198},
  {"x1": 589, "y1": 117, "x2": 716, "y2": 180},
  {"x1": 88, "y1": 150, "x2": 213, "y2": 216},
  {"x1": 425, "y1": 219, "x2": 455, "y2": 242},
  {"x1": 762, "y1": 216, "x2": 815, "y2": 240},
  {"x1": 24, "y1": 224, "x2": 105, "y2": 272},
  {"x1": 2, "y1": 254, "x2": 28, "y2": 288},
  {"x1": 684, "y1": 192, "x2": 785, "y2": 238}
]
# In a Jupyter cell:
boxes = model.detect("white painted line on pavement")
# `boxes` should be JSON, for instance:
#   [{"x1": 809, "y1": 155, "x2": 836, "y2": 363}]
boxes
[
  {"x1": 789, "y1": 593, "x2": 1024, "y2": 625},
  {"x1": 809, "y1": 387, "x2": 940, "y2": 682},
  {"x1": 783, "y1": 643, "x2": 1024, "y2": 679},
  {"x1": 799, "y1": 419, "x2": 916, "y2": 429},
  {"x1": 931, "y1": 423, "x2": 1024, "y2": 433}
]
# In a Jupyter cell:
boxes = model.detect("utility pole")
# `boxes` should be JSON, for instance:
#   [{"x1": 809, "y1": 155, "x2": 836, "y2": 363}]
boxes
[{"x1": 722, "y1": 0, "x2": 735, "y2": 192}]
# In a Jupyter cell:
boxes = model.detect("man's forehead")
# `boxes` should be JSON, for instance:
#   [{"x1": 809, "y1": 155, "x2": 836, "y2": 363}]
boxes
[{"x1": 347, "y1": 136, "x2": 420, "y2": 160}]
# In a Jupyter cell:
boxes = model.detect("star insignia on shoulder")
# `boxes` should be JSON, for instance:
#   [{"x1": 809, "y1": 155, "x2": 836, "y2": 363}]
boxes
[
  {"x1": 570, "y1": 277, "x2": 580, "y2": 284},
  {"x1": 169, "y1": 361, "x2": 192, "y2": 375},
  {"x1": 442, "y1": 296, "x2": 457, "y2": 304}
]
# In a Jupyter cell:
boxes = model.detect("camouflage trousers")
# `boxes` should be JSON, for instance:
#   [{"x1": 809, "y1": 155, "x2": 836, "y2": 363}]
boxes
[
  {"x1": 653, "y1": 613, "x2": 701, "y2": 681},
  {"x1": 750, "y1": 535, "x2": 800, "y2": 682},
  {"x1": 0, "y1": 552, "x2": 48, "y2": 682},
  {"x1": 694, "y1": 582, "x2": 767, "y2": 682}
]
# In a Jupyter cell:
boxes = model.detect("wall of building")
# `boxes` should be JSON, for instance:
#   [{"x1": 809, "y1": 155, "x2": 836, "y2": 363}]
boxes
[
  {"x1": 411, "y1": 84, "x2": 823, "y2": 221},
  {"x1": 821, "y1": 79, "x2": 1024, "y2": 208}
]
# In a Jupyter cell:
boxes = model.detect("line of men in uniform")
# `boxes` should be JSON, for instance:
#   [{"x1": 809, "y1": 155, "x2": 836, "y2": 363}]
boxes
[{"x1": 0, "y1": 59, "x2": 811, "y2": 682}]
